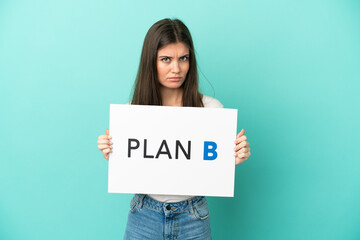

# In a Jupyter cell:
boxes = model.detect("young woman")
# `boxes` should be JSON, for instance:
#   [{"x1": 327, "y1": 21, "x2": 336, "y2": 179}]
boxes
[{"x1": 97, "y1": 18, "x2": 251, "y2": 239}]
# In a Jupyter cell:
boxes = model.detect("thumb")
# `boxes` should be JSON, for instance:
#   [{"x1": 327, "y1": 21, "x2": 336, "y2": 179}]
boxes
[
  {"x1": 106, "y1": 128, "x2": 109, "y2": 136},
  {"x1": 237, "y1": 128, "x2": 245, "y2": 138}
]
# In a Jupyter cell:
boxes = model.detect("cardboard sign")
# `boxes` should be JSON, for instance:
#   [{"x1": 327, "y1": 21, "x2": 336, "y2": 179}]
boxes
[{"x1": 108, "y1": 104, "x2": 238, "y2": 197}]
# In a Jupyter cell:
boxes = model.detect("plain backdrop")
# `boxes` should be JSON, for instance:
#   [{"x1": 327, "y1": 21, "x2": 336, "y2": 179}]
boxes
[{"x1": 0, "y1": 0, "x2": 359, "y2": 239}]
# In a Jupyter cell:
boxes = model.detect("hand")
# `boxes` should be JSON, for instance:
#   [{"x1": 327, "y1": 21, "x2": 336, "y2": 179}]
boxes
[
  {"x1": 97, "y1": 129, "x2": 112, "y2": 160},
  {"x1": 234, "y1": 129, "x2": 251, "y2": 165}
]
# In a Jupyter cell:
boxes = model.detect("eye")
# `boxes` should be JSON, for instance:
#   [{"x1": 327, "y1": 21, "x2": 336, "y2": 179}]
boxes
[
  {"x1": 161, "y1": 57, "x2": 170, "y2": 62},
  {"x1": 180, "y1": 56, "x2": 189, "y2": 61}
]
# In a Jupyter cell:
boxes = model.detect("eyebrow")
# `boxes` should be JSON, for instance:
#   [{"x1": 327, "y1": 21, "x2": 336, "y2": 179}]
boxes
[{"x1": 158, "y1": 54, "x2": 190, "y2": 58}]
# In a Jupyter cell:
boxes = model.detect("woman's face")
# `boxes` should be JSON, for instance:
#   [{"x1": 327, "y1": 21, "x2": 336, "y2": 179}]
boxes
[{"x1": 157, "y1": 42, "x2": 190, "y2": 90}]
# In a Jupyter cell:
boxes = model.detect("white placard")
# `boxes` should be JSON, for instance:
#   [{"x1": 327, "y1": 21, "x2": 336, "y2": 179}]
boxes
[{"x1": 108, "y1": 104, "x2": 238, "y2": 197}]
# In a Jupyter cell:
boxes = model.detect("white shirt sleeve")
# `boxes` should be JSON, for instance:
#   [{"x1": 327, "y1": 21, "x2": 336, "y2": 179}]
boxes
[{"x1": 202, "y1": 95, "x2": 224, "y2": 108}]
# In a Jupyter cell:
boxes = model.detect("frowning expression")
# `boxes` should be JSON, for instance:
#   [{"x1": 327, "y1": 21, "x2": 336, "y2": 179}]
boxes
[{"x1": 157, "y1": 42, "x2": 190, "y2": 89}]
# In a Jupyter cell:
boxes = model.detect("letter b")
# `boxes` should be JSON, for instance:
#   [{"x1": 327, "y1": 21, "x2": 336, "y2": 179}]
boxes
[{"x1": 203, "y1": 141, "x2": 218, "y2": 160}]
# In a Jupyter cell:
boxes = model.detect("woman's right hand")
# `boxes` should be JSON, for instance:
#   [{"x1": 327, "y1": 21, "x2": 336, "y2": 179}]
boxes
[{"x1": 97, "y1": 129, "x2": 112, "y2": 160}]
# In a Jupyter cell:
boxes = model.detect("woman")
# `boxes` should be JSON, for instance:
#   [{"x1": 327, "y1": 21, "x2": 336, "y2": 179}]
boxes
[{"x1": 97, "y1": 18, "x2": 251, "y2": 239}]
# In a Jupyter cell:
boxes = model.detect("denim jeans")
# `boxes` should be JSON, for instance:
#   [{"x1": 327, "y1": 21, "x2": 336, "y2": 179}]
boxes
[{"x1": 124, "y1": 194, "x2": 211, "y2": 240}]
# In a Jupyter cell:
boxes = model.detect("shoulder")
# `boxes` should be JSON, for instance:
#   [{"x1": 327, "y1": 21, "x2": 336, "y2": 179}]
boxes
[{"x1": 202, "y1": 95, "x2": 224, "y2": 108}]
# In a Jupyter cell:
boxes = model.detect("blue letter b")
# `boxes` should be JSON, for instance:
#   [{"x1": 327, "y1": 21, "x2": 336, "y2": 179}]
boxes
[{"x1": 203, "y1": 141, "x2": 218, "y2": 160}]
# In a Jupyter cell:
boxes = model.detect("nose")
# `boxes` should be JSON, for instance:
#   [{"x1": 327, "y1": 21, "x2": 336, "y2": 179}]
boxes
[{"x1": 171, "y1": 61, "x2": 180, "y2": 74}]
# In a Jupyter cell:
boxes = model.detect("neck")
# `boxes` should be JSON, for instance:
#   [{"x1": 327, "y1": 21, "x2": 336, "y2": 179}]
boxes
[{"x1": 160, "y1": 87, "x2": 183, "y2": 106}]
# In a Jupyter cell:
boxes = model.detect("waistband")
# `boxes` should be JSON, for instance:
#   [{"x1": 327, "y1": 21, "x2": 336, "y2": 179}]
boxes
[{"x1": 132, "y1": 194, "x2": 206, "y2": 214}]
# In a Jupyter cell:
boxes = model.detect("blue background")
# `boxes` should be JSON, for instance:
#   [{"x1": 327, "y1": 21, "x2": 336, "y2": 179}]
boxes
[{"x1": 1, "y1": 0, "x2": 359, "y2": 239}]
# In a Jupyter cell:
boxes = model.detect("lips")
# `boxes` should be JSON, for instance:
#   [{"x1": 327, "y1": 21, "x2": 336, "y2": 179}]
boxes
[{"x1": 168, "y1": 77, "x2": 182, "y2": 81}]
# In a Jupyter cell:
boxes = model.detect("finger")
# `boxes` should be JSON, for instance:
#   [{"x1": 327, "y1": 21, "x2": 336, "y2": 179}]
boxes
[
  {"x1": 98, "y1": 144, "x2": 110, "y2": 150},
  {"x1": 236, "y1": 152, "x2": 251, "y2": 159},
  {"x1": 97, "y1": 139, "x2": 110, "y2": 145},
  {"x1": 240, "y1": 152, "x2": 251, "y2": 160},
  {"x1": 97, "y1": 139, "x2": 113, "y2": 145},
  {"x1": 235, "y1": 140, "x2": 250, "y2": 149},
  {"x1": 98, "y1": 135, "x2": 108, "y2": 140},
  {"x1": 234, "y1": 135, "x2": 247, "y2": 145},
  {"x1": 102, "y1": 148, "x2": 111, "y2": 154},
  {"x1": 236, "y1": 129, "x2": 245, "y2": 138},
  {"x1": 234, "y1": 142, "x2": 250, "y2": 152},
  {"x1": 235, "y1": 147, "x2": 250, "y2": 155},
  {"x1": 234, "y1": 135, "x2": 247, "y2": 144},
  {"x1": 235, "y1": 153, "x2": 251, "y2": 165},
  {"x1": 106, "y1": 129, "x2": 112, "y2": 139}
]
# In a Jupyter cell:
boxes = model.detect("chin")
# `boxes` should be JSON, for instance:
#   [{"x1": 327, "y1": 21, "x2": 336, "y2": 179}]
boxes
[{"x1": 162, "y1": 82, "x2": 184, "y2": 89}]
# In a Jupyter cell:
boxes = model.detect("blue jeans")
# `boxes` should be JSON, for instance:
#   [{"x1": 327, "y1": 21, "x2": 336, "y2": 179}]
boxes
[{"x1": 124, "y1": 194, "x2": 211, "y2": 240}]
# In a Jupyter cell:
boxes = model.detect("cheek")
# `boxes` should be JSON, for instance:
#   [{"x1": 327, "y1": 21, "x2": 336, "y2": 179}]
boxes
[
  {"x1": 156, "y1": 63, "x2": 163, "y2": 80},
  {"x1": 184, "y1": 62, "x2": 190, "y2": 74},
  {"x1": 157, "y1": 62, "x2": 168, "y2": 78}
]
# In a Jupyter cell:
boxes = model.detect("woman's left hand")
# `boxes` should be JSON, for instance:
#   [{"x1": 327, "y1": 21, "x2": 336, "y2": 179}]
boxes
[{"x1": 234, "y1": 129, "x2": 251, "y2": 165}]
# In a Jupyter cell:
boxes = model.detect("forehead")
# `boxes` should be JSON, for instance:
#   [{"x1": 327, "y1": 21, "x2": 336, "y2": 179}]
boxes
[{"x1": 157, "y1": 42, "x2": 189, "y2": 55}]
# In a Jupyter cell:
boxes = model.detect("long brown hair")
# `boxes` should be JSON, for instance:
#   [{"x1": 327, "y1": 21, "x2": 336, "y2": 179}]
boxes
[{"x1": 131, "y1": 18, "x2": 203, "y2": 107}]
